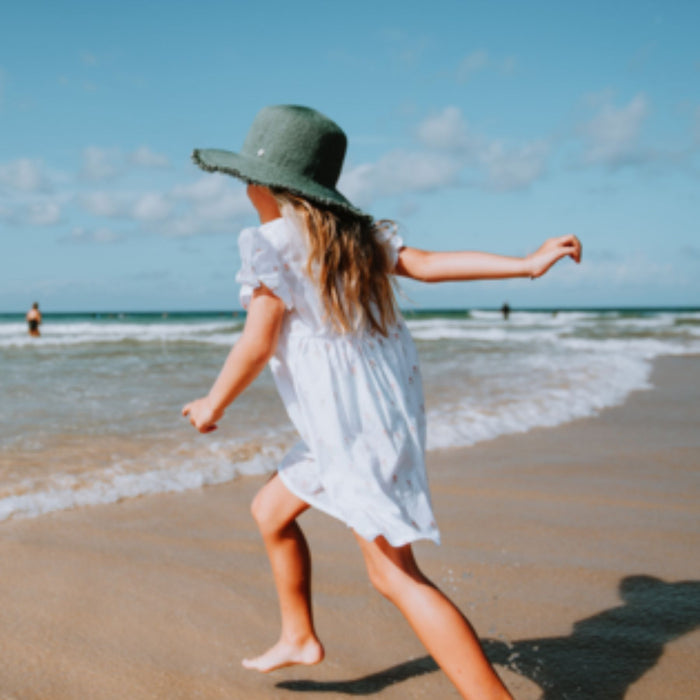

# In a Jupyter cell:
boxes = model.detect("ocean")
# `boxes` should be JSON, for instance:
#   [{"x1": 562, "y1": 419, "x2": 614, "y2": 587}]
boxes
[{"x1": 1, "y1": 307, "x2": 699, "y2": 522}]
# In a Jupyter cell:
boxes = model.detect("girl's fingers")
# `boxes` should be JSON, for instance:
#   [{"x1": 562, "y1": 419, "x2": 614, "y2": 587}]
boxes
[
  {"x1": 532, "y1": 235, "x2": 581, "y2": 277},
  {"x1": 558, "y1": 236, "x2": 576, "y2": 250},
  {"x1": 181, "y1": 400, "x2": 218, "y2": 433},
  {"x1": 558, "y1": 244, "x2": 580, "y2": 263},
  {"x1": 566, "y1": 237, "x2": 582, "y2": 262},
  {"x1": 557, "y1": 235, "x2": 582, "y2": 262}
]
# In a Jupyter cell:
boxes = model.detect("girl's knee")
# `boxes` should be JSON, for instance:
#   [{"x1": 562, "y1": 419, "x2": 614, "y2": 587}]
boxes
[
  {"x1": 364, "y1": 557, "x2": 417, "y2": 602},
  {"x1": 360, "y1": 540, "x2": 429, "y2": 602},
  {"x1": 250, "y1": 487, "x2": 278, "y2": 535},
  {"x1": 366, "y1": 563, "x2": 397, "y2": 600},
  {"x1": 250, "y1": 474, "x2": 309, "y2": 538},
  {"x1": 250, "y1": 479, "x2": 300, "y2": 538}
]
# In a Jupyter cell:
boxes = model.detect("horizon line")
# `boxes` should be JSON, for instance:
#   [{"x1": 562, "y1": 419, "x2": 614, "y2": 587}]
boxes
[{"x1": 2, "y1": 305, "x2": 699, "y2": 316}]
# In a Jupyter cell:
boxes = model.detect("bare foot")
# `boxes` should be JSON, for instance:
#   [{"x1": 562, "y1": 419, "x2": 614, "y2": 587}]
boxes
[{"x1": 242, "y1": 637, "x2": 324, "y2": 673}]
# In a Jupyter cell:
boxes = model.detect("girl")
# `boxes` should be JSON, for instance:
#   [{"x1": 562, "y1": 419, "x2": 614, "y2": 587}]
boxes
[{"x1": 183, "y1": 105, "x2": 581, "y2": 700}]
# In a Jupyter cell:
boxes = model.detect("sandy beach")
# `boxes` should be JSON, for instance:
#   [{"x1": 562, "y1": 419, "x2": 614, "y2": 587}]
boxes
[{"x1": 1, "y1": 355, "x2": 698, "y2": 699}]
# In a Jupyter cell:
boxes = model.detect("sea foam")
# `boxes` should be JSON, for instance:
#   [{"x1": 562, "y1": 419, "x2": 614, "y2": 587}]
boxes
[{"x1": 1, "y1": 308, "x2": 698, "y2": 521}]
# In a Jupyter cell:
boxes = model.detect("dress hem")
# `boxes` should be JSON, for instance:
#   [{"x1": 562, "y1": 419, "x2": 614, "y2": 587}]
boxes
[{"x1": 276, "y1": 468, "x2": 441, "y2": 548}]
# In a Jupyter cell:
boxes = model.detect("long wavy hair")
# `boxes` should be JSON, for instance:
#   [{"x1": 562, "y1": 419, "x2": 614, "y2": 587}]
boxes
[{"x1": 273, "y1": 191, "x2": 398, "y2": 336}]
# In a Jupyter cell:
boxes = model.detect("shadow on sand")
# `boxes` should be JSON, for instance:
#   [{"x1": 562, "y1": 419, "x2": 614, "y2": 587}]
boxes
[{"x1": 276, "y1": 575, "x2": 700, "y2": 698}]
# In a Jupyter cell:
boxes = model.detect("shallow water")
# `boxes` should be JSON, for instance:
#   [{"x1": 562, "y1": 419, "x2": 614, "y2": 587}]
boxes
[{"x1": 1, "y1": 307, "x2": 698, "y2": 520}]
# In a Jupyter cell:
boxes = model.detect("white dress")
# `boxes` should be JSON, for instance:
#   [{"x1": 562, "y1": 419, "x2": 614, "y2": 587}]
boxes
[{"x1": 236, "y1": 216, "x2": 440, "y2": 547}]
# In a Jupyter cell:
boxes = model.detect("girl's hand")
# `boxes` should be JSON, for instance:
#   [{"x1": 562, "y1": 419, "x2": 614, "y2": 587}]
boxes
[
  {"x1": 182, "y1": 396, "x2": 223, "y2": 433},
  {"x1": 527, "y1": 234, "x2": 582, "y2": 279}
]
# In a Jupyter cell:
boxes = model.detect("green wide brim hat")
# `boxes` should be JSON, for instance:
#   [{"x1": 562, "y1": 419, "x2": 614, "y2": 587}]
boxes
[{"x1": 192, "y1": 105, "x2": 369, "y2": 220}]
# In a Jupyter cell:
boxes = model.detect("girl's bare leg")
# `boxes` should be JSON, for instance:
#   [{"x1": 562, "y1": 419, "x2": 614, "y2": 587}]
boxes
[
  {"x1": 242, "y1": 474, "x2": 324, "y2": 672},
  {"x1": 355, "y1": 534, "x2": 512, "y2": 700}
]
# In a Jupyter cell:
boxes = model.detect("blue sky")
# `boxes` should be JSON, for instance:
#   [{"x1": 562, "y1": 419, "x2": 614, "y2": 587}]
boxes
[{"x1": 1, "y1": 0, "x2": 698, "y2": 312}]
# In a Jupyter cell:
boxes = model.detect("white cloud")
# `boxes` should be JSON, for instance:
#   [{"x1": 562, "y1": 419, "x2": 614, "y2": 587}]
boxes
[
  {"x1": 193, "y1": 190, "x2": 249, "y2": 221},
  {"x1": 132, "y1": 192, "x2": 172, "y2": 221},
  {"x1": 81, "y1": 146, "x2": 122, "y2": 181},
  {"x1": 340, "y1": 150, "x2": 462, "y2": 207},
  {"x1": 79, "y1": 191, "x2": 130, "y2": 217},
  {"x1": 80, "y1": 51, "x2": 98, "y2": 67},
  {"x1": 72, "y1": 175, "x2": 249, "y2": 237},
  {"x1": 0, "y1": 158, "x2": 51, "y2": 192},
  {"x1": 0, "y1": 180, "x2": 65, "y2": 226},
  {"x1": 171, "y1": 173, "x2": 232, "y2": 202},
  {"x1": 417, "y1": 106, "x2": 475, "y2": 153},
  {"x1": 559, "y1": 250, "x2": 678, "y2": 288},
  {"x1": 341, "y1": 107, "x2": 550, "y2": 204},
  {"x1": 457, "y1": 50, "x2": 489, "y2": 82},
  {"x1": 81, "y1": 145, "x2": 172, "y2": 181},
  {"x1": 159, "y1": 215, "x2": 212, "y2": 238},
  {"x1": 129, "y1": 146, "x2": 170, "y2": 168},
  {"x1": 62, "y1": 226, "x2": 123, "y2": 244},
  {"x1": 159, "y1": 209, "x2": 244, "y2": 238},
  {"x1": 580, "y1": 94, "x2": 649, "y2": 168},
  {"x1": 500, "y1": 56, "x2": 517, "y2": 75},
  {"x1": 417, "y1": 107, "x2": 548, "y2": 189},
  {"x1": 381, "y1": 28, "x2": 431, "y2": 67},
  {"x1": 73, "y1": 172, "x2": 249, "y2": 237},
  {"x1": 165, "y1": 174, "x2": 251, "y2": 235},
  {"x1": 25, "y1": 201, "x2": 61, "y2": 226},
  {"x1": 478, "y1": 139, "x2": 549, "y2": 190},
  {"x1": 338, "y1": 164, "x2": 376, "y2": 207},
  {"x1": 456, "y1": 50, "x2": 516, "y2": 82},
  {"x1": 80, "y1": 190, "x2": 174, "y2": 222}
]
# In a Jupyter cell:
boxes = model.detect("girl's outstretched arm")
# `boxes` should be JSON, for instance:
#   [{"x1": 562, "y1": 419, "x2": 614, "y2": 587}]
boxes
[
  {"x1": 395, "y1": 234, "x2": 581, "y2": 282},
  {"x1": 182, "y1": 285, "x2": 286, "y2": 433}
]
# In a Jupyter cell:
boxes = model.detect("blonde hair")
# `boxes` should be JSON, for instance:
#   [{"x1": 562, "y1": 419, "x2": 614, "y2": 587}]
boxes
[{"x1": 274, "y1": 191, "x2": 397, "y2": 336}]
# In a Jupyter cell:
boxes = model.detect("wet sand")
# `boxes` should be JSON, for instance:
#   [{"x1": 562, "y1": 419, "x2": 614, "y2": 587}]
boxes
[{"x1": 1, "y1": 355, "x2": 698, "y2": 699}]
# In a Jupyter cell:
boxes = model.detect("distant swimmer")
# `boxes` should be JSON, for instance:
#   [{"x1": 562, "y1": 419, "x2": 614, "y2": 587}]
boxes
[
  {"x1": 501, "y1": 302, "x2": 511, "y2": 320},
  {"x1": 26, "y1": 302, "x2": 42, "y2": 337}
]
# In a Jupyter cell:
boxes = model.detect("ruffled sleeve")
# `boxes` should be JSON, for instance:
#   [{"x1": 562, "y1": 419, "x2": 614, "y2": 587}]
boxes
[
  {"x1": 374, "y1": 221, "x2": 405, "y2": 270},
  {"x1": 236, "y1": 220, "x2": 294, "y2": 310}
]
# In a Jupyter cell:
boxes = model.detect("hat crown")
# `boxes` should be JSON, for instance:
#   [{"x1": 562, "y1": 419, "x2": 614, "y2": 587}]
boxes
[
  {"x1": 192, "y1": 104, "x2": 369, "y2": 220},
  {"x1": 240, "y1": 105, "x2": 347, "y2": 189}
]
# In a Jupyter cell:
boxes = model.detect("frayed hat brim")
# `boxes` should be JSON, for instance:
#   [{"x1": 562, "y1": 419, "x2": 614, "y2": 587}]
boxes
[{"x1": 192, "y1": 148, "x2": 370, "y2": 221}]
